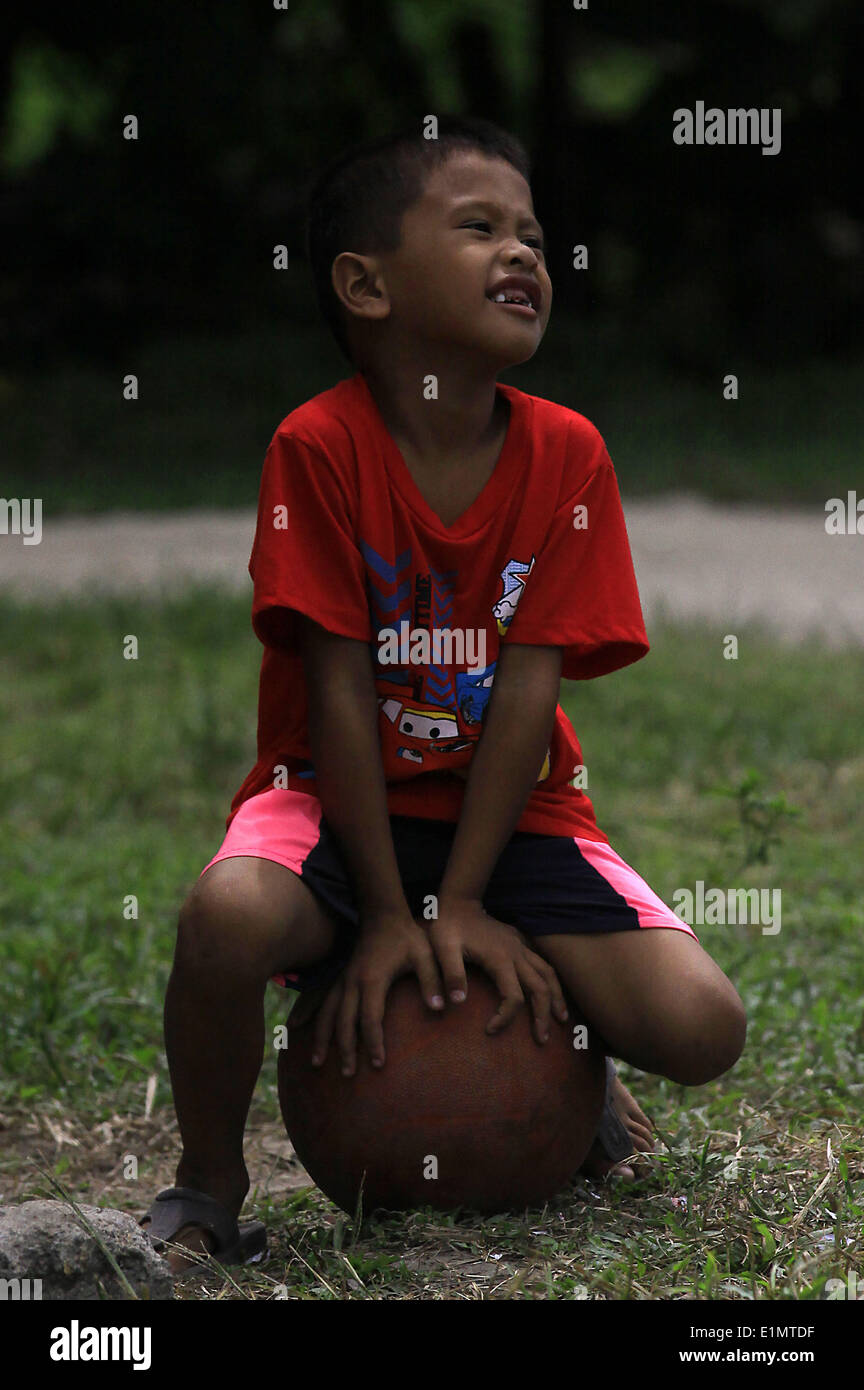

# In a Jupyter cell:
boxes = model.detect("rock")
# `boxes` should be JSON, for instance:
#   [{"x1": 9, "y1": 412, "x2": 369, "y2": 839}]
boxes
[{"x1": 0, "y1": 1200, "x2": 173, "y2": 1300}]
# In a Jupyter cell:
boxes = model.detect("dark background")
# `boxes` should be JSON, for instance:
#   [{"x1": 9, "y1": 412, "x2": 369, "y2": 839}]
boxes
[{"x1": 3, "y1": 0, "x2": 861, "y2": 508}]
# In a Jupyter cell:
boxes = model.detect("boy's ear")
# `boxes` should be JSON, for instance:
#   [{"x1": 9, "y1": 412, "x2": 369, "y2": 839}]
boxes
[{"x1": 330, "y1": 252, "x2": 391, "y2": 324}]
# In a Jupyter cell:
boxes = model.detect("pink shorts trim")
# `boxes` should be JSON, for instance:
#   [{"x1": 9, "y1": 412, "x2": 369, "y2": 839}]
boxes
[
  {"x1": 574, "y1": 838, "x2": 698, "y2": 939},
  {"x1": 200, "y1": 788, "x2": 324, "y2": 879}
]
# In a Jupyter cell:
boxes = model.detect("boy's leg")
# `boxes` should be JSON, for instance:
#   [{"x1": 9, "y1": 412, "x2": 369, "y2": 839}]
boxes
[
  {"x1": 530, "y1": 926, "x2": 746, "y2": 1086},
  {"x1": 481, "y1": 830, "x2": 747, "y2": 1175},
  {"x1": 530, "y1": 928, "x2": 746, "y2": 1179},
  {"x1": 147, "y1": 854, "x2": 344, "y2": 1268}
]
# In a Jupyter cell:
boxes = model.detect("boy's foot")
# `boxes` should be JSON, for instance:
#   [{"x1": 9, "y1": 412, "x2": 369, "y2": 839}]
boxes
[
  {"x1": 161, "y1": 1223, "x2": 215, "y2": 1276},
  {"x1": 139, "y1": 1187, "x2": 266, "y2": 1275},
  {"x1": 579, "y1": 1071, "x2": 655, "y2": 1182}
]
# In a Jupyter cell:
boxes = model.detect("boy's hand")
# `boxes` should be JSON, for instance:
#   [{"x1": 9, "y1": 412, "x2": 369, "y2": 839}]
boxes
[
  {"x1": 428, "y1": 899, "x2": 569, "y2": 1045},
  {"x1": 295, "y1": 912, "x2": 445, "y2": 1077}
]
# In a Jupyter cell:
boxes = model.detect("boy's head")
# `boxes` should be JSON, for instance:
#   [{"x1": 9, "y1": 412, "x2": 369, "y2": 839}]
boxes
[{"x1": 304, "y1": 116, "x2": 552, "y2": 370}]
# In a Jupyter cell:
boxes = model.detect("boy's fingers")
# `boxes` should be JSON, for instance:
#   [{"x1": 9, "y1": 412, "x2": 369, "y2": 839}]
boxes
[
  {"x1": 432, "y1": 934, "x2": 468, "y2": 1003},
  {"x1": 411, "y1": 946, "x2": 445, "y2": 1011},
  {"x1": 516, "y1": 961, "x2": 553, "y2": 1044},
  {"x1": 484, "y1": 962, "x2": 525, "y2": 1034},
  {"x1": 336, "y1": 980, "x2": 362, "y2": 1076},
  {"x1": 530, "y1": 955, "x2": 569, "y2": 1021},
  {"x1": 359, "y1": 978, "x2": 389, "y2": 1067},
  {"x1": 310, "y1": 985, "x2": 343, "y2": 1066}
]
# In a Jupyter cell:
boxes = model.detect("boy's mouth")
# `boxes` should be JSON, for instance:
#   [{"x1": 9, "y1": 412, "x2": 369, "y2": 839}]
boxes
[{"x1": 486, "y1": 275, "x2": 541, "y2": 316}]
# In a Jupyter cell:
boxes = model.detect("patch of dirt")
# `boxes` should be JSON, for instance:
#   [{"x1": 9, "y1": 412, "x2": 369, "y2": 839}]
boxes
[{"x1": 0, "y1": 1103, "x2": 312, "y2": 1217}]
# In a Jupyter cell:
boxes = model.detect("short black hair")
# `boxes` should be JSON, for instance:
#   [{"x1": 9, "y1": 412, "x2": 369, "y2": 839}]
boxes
[{"x1": 303, "y1": 116, "x2": 532, "y2": 363}]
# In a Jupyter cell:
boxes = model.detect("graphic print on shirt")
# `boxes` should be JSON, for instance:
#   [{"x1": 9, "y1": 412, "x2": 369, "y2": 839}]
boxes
[
  {"x1": 424, "y1": 566, "x2": 458, "y2": 714},
  {"x1": 360, "y1": 538, "x2": 498, "y2": 774},
  {"x1": 487, "y1": 552, "x2": 550, "y2": 783},
  {"x1": 492, "y1": 555, "x2": 536, "y2": 635},
  {"x1": 356, "y1": 540, "x2": 550, "y2": 783}
]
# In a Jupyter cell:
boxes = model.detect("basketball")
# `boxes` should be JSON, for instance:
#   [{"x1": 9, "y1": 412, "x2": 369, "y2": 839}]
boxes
[{"x1": 277, "y1": 965, "x2": 607, "y2": 1214}]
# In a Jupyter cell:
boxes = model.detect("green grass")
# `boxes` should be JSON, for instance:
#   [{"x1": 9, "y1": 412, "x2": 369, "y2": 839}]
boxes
[
  {"x1": 1, "y1": 590, "x2": 862, "y2": 1299},
  {"x1": 3, "y1": 312, "x2": 862, "y2": 511}
]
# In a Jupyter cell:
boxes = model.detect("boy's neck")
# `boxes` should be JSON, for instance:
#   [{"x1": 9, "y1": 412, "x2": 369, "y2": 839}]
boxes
[{"x1": 359, "y1": 358, "x2": 507, "y2": 473}]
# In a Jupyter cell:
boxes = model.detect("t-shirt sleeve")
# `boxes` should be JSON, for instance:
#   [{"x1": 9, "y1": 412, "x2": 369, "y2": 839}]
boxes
[
  {"x1": 503, "y1": 434, "x2": 649, "y2": 680},
  {"x1": 248, "y1": 429, "x2": 372, "y2": 648}
]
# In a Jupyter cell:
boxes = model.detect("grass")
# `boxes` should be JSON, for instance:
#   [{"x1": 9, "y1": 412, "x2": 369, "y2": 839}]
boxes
[
  {"x1": 3, "y1": 311, "x2": 862, "y2": 511},
  {"x1": 1, "y1": 589, "x2": 862, "y2": 1299}
]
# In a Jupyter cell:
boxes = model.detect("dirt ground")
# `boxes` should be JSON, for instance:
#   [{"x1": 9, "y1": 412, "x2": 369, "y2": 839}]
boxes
[
  {"x1": 3, "y1": 496, "x2": 861, "y2": 645},
  {"x1": 0, "y1": 1103, "x2": 311, "y2": 1217}
]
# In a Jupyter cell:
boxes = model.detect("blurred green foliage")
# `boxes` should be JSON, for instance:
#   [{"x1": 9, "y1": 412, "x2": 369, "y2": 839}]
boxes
[{"x1": 1, "y1": 0, "x2": 861, "y2": 371}]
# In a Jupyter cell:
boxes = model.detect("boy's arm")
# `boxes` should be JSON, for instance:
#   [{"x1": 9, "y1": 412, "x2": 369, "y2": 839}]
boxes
[
  {"x1": 298, "y1": 614, "x2": 409, "y2": 918},
  {"x1": 296, "y1": 614, "x2": 446, "y2": 1071},
  {"x1": 431, "y1": 641, "x2": 571, "y2": 1028},
  {"x1": 440, "y1": 641, "x2": 562, "y2": 900}
]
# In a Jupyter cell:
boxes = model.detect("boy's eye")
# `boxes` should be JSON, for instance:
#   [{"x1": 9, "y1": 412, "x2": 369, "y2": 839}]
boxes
[{"x1": 462, "y1": 222, "x2": 544, "y2": 252}]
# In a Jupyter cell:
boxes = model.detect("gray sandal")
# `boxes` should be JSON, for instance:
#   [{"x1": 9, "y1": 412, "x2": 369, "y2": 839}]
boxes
[
  {"x1": 140, "y1": 1187, "x2": 267, "y2": 1266},
  {"x1": 594, "y1": 1057, "x2": 636, "y2": 1164}
]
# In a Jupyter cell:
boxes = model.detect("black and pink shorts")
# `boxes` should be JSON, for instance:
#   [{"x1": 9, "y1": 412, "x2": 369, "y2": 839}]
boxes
[{"x1": 200, "y1": 788, "x2": 697, "y2": 993}]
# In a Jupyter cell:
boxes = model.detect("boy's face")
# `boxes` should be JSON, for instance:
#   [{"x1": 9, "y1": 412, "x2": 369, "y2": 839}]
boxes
[{"x1": 368, "y1": 150, "x2": 552, "y2": 368}]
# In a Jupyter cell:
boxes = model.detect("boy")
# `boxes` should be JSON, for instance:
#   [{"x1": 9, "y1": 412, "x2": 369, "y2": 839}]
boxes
[{"x1": 141, "y1": 117, "x2": 746, "y2": 1271}]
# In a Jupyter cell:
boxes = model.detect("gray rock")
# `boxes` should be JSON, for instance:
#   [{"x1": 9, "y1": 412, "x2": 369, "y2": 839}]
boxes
[{"x1": 0, "y1": 1200, "x2": 173, "y2": 1301}]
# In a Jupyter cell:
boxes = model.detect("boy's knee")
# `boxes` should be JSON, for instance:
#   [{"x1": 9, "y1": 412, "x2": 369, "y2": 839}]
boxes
[
  {"x1": 174, "y1": 866, "x2": 285, "y2": 974},
  {"x1": 661, "y1": 979, "x2": 747, "y2": 1086}
]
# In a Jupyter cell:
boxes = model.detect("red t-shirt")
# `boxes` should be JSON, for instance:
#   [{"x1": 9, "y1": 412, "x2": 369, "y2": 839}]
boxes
[{"x1": 229, "y1": 371, "x2": 649, "y2": 841}]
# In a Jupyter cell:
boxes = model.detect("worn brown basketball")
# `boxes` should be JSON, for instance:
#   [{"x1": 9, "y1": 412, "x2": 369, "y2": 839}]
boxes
[{"x1": 277, "y1": 965, "x2": 607, "y2": 1214}]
